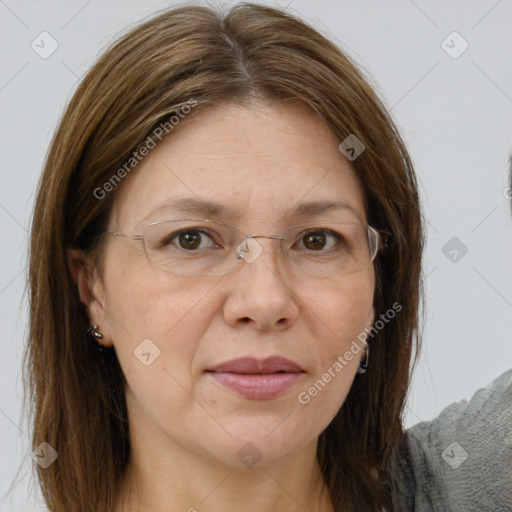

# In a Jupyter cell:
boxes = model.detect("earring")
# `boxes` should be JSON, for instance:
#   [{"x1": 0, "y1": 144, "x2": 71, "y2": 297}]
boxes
[
  {"x1": 87, "y1": 325, "x2": 104, "y2": 340},
  {"x1": 87, "y1": 325, "x2": 105, "y2": 353},
  {"x1": 357, "y1": 344, "x2": 369, "y2": 374}
]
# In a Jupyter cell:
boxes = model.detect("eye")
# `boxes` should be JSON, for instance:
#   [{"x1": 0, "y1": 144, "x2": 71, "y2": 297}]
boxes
[
  {"x1": 296, "y1": 229, "x2": 345, "y2": 252},
  {"x1": 162, "y1": 229, "x2": 217, "y2": 251}
]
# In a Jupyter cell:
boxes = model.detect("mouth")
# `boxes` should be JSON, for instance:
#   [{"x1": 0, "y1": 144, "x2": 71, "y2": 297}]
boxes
[
  {"x1": 205, "y1": 356, "x2": 305, "y2": 400},
  {"x1": 207, "y1": 356, "x2": 304, "y2": 374}
]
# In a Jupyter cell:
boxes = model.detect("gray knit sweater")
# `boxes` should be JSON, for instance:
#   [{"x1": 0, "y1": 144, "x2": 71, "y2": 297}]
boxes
[{"x1": 396, "y1": 369, "x2": 512, "y2": 511}]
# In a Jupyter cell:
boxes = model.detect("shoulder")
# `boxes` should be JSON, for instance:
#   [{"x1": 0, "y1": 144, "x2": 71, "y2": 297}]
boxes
[{"x1": 403, "y1": 369, "x2": 512, "y2": 511}]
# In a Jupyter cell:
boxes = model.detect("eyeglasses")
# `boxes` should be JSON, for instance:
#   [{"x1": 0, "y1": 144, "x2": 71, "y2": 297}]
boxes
[{"x1": 102, "y1": 218, "x2": 387, "y2": 278}]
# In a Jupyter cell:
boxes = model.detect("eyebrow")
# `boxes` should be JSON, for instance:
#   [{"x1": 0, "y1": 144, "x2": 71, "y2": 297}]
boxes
[{"x1": 141, "y1": 197, "x2": 364, "y2": 225}]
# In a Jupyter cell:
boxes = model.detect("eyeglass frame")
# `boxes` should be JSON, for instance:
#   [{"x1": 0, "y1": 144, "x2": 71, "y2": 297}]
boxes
[{"x1": 100, "y1": 217, "x2": 393, "y2": 276}]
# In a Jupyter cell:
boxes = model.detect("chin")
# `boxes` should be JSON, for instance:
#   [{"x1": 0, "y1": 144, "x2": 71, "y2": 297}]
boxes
[{"x1": 198, "y1": 420, "x2": 314, "y2": 469}]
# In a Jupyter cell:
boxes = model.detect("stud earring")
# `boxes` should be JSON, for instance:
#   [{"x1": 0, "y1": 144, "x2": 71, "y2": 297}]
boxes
[
  {"x1": 88, "y1": 325, "x2": 104, "y2": 340},
  {"x1": 87, "y1": 325, "x2": 105, "y2": 352}
]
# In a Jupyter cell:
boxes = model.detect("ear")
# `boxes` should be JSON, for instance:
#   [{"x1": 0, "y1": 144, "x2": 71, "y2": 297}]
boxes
[{"x1": 67, "y1": 248, "x2": 114, "y2": 347}]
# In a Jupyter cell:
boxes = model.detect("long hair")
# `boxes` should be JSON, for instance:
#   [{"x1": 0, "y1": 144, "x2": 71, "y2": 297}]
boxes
[{"x1": 24, "y1": 3, "x2": 425, "y2": 511}]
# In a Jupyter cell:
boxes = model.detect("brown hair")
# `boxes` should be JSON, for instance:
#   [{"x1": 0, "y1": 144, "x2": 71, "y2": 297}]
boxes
[{"x1": 24, "y1": 3, "x2": 424, "y2": 511}]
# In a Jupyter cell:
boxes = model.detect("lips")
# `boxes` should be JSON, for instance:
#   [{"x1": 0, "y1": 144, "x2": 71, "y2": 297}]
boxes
[
  {"x1": 206, "y1": 356, "x2": 304, "y2": 374},
  {"x1": 206, "y1": 356, "x2": 305, "y2": 400}
]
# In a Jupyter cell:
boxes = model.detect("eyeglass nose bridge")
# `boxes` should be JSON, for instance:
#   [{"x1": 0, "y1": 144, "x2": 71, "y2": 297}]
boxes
[{"x1": 235, "y1": 234, "x2": 285, "y2": 264}]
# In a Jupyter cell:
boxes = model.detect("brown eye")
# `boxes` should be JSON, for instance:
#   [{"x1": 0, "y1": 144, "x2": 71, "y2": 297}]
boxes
[
  {"x1": 303, "y1": 231, "x2": 327, "y2": 251},
  {"x1": 161, "y1": 229, "x2": 215, "y2": 251},
  {"x1": 178, "y1": 231, "x2": 202, "y2": 250},
  {"x1": 297, "y1": 229, "x2": 344, "y2": 252}
]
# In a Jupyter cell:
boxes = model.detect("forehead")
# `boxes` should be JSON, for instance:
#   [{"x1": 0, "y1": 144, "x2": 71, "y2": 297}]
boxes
[{"x1": 111, "y1": 101, "x2": 367, "y2": 230}]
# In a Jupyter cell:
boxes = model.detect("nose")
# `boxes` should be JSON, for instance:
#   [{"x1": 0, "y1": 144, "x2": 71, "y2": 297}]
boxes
[{"x1": 223, "y1": 236, "x2": 299, "y2": 331}]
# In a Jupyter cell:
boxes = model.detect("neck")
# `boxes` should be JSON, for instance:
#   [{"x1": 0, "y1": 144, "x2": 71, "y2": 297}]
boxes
[{"x1": 114, "y1": 435, "x2": 334, "y2": 512}]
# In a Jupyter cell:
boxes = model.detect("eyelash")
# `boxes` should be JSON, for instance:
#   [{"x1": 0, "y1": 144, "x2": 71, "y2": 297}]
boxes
[{"x1": 163, "y1": 228, "x2": 346, "y2": 252}]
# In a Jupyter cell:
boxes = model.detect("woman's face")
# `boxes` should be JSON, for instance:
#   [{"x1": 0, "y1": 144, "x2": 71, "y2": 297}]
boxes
[{"x1": 87, "y1": 101, "x2": 376, "y2": 468}]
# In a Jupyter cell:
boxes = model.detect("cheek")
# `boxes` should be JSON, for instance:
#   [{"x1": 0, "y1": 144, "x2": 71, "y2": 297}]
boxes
[
  {"x1": 103, "y1": 270, "x2": 219, "y2": 423},
  {"x1": 305, "y1": 271, "x2": 374, "y2": 359},
  {"x1": 294, "y1": 274, "x2": 374, "y2": 433},
  {"x1": 299, "y1": 269, "x2": 375, "y2": 418},
  {"x1": 102, "y1": 251, "x2": 218, "y2": 376}
]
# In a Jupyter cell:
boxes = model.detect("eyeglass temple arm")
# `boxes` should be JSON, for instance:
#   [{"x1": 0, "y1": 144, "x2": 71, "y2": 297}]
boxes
[{"x1": 103, "y1": 231, "x2": 143, "y2": 241}]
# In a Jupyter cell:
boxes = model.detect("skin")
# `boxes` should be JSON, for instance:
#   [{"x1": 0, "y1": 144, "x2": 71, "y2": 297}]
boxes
[{"x1": 70, "y1": 100, "x2": 376, "y2": 512}]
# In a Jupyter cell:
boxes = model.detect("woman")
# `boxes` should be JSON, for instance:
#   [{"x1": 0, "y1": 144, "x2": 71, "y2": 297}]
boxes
[{"x1": 24, "y1": 3, "x2": 510, "y2": 511}]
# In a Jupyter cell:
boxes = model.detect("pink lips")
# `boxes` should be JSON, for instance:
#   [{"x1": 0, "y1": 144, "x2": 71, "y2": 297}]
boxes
[{"x1": 206, "y1": 356, "x2": 305, "y2": 400}]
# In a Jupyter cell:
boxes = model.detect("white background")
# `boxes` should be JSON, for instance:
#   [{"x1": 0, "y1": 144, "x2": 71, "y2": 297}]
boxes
[{"x1": 1, "y1": 0, "x2": 511, "y2": 509}]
